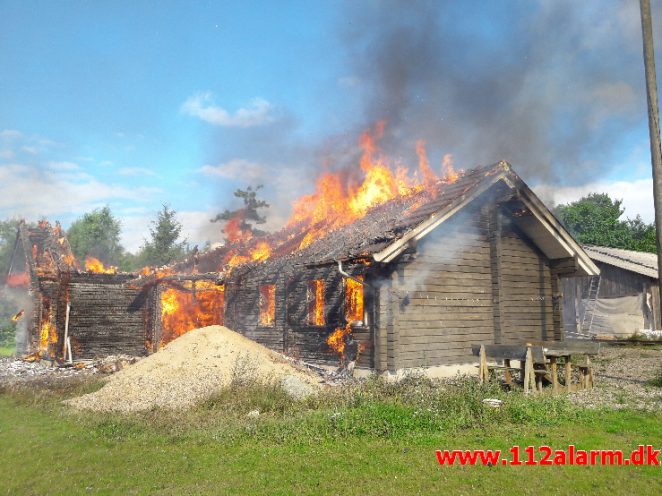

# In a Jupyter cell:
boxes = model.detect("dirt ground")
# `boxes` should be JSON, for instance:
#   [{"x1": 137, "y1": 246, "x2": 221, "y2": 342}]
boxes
[
  {"x1": 2, "y1": 338, "x2": 661, "y2": 412},
  {"x1": 569, "y1": 344, "x2": 662, "y2": 410}
]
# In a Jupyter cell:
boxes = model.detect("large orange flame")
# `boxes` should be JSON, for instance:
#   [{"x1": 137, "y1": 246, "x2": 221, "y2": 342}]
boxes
[
  {"x1": 217, "y1": 122, "x2": 461, "y2": 269},
  {"x1": 327, "y1": 322, "x2": 352, "y2": 354},
  {"x1": 38, "y1": 319, "x2": 57, "y2": 357},
  {"x1": 160, "y1": 281, "x2": 224, "y2": 346},
  {"x1": 308, "y1": 279, "x2": 325, "y2": 325},
  {"x1": 258, "y1": 284, "x2": 276, "y2": 326},
  {"x1": 345, "y1": 276, "x2": 364, "y2": 323},
  {"x1": 85, "y1": 256, "x2": 117, "y2": 274}
]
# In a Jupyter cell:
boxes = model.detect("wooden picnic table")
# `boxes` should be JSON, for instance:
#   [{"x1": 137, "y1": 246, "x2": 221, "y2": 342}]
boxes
[{"x1": 471, "y1": 340, "x2": 600, "y2": 394}]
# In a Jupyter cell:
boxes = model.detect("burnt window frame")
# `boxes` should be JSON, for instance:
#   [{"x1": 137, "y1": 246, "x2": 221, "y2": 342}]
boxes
[
  {"x1": 343, "y1": 275, "x2": 365, "y2": 325},
  {"x1": 258, "y1": 283, "x2": 276, "y2": 327},
  {"x1": 306, "y1": 279, "x2": 325, "y2": 326}
]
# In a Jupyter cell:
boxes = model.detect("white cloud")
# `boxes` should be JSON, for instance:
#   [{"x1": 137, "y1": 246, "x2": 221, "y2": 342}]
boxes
[
  {"x1": 181, "y1": 92, "x2": 275, "y2": 128},
  {"x1": 21, "y1": 146, "x2": 39, "y2": 155},
  {"x1": 534, "y1": 177, "x2": 655, "y2": 222},
  {"x1": 48, "y1": 161, "x2": 80, "y2": 171},
  {"x1": 199, "y1": 159, "x2": 265, "y2": 180},
  {"x1": 0, "y1": 163, "x2": 159, "y2": 220},
  {"x1": 0, "y1": 129, "x2": 22, "y2": 140},
  {"x1": 118, "y1": 167, "x2": 156, "y2": 177}
]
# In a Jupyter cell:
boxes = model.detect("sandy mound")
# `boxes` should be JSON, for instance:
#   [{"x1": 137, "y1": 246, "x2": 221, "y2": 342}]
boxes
[{"x1": 65, "y1": 325, "x2": 321, "y2": 412}]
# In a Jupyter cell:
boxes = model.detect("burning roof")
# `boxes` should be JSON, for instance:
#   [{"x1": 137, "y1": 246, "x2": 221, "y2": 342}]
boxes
[
  {"x1": 11, "y1": 220, "x2": 79, "y2": 281},
  {"x1": 175, "y1": 159, "x2": 598, "y2": 281}
]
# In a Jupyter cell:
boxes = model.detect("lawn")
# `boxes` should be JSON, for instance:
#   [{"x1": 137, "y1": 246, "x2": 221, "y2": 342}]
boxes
[
  {"x1": 0, "y1": 345, "x2": 14, "y2": 357},
  {"x1": 1, "y1": 377, "x2": 661, "y2": 495}
]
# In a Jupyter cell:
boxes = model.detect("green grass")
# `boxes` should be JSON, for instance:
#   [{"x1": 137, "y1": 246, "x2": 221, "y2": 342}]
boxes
[
  {"x1": 1, "y1": 377, "x2": 661, "y2": 495},
  {"x1": 0, "y1": 345, "x2": 15, "y2": 357}
]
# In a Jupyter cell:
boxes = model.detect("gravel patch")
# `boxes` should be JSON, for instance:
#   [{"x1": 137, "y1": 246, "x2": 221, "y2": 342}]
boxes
[
  {"x1": 569, "y1": 345, "x2": 662, "y2": 410},
  {"x1": 0, "y1": 354, "x2": 139, "y2": 388},
  {"x1": 64, "y1": 325, "x2": 323, "y2": 412}
]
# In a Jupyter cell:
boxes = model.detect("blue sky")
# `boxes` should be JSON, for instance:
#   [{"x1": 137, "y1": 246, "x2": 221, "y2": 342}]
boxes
[{"x1": 1, "y1": 1, "x2": 661, "y2": 251}]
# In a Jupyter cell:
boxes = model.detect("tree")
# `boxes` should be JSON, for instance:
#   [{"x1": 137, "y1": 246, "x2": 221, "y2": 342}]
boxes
[
  {"x1": 625, "y1": 215, "x2": 657, "y2": 253},
  {"x1": 554, "y1": 193, "x2": 656, "y2": 253},
  {"x1": 0, "y1": 219, "x2": 20, "y2": 349},
  {"x1": 211, "y1": 185, "x2": 270, "y2": 240},
  {"x1": 137, "y1": 205, "x2": 188, "y2": 267},
  {"x1": 67, "y1": 206, "x2": 124, "y2": 265},
  {"x1": 0, "y1": 219, "x2": 19, "y2": 278}
]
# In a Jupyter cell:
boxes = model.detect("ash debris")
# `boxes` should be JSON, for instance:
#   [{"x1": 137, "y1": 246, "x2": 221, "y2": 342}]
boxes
[{"x1": 0, "y1": 354, "x2": 141, "y2": 387}]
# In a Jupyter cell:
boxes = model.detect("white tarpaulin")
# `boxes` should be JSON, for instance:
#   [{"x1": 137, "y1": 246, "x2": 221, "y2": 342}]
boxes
[{"x1": 580, "y1": 295, "x2": 646, "y2": 337}]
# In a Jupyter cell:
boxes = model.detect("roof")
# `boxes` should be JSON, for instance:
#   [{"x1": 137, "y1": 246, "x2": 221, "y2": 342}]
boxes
[
  {"x1": 582, "y1": 245, "x2": 658, "y2": 279},
  {"x1": 11, "y1": 221, "x2": 79, "y2": 281},
  {"x1": 187, "y1": 160, "x2": 599, "y2": 280}
]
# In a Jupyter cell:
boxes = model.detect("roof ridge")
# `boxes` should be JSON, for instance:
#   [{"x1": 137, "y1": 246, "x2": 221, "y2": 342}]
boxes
[{"x1": 584, "y1": 245, "x2": 657, "y2": 269}]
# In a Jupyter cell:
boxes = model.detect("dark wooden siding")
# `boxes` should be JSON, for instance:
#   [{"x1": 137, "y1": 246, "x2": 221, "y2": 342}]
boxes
[
  {"x1": 382, "y1": 204, "x2": 556, "y2": 370},
  {"x1": 64, "y1": 276, "x2": 147, "y2": 359},
  {"x1": 499, "y1": 224, "x2": 554, "y2": 343},
  {"x1": 385, "y1": 210, "x2": 495, "y2": 368},
  {"x1": 224, "y1": 263, "x2": 375, "y2": 368},
  {"x1": 596, "y1": 263, "x2": 649, "y2": 298}
]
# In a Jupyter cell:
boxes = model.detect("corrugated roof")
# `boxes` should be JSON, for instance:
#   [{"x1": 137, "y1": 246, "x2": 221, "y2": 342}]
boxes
[{"x1": 582, "y1": 245, "x2": 659, "y2": 279}]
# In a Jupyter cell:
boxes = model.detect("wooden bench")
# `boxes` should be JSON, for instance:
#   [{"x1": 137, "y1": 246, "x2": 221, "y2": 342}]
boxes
[{"x1": 471, "y1": 344, "x2": 545, "y2": 393}]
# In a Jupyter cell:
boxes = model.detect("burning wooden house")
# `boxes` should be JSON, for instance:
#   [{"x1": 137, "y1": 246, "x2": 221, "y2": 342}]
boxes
[
  {"x1": 172, "y1": 160, "x2": 599, "y2": 375},
  {"x1": 6, "y1": 221, "x2": 225, "y2": 359},
  {"x1": 6, "y1": 156, "x2": 599, "y2": 375}
]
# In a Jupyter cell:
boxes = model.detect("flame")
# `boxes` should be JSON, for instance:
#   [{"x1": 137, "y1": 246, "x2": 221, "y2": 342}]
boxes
[
  {"x1": 11, "y1": 309, "x2": 24, "y2": 322},
  {"x1": 259, "y1": 284, "x2": 276, "y2": 326},
  {"x1": 85, "y1": 256, "x2": 117, "y2": 274},
  {"x1": 212, "y1": 122, "x2": 462, "y2": 271},
  {"x1": 286, "y1": 122, "x2": 460, "y2": 251},
  {"x1": 441, "y1": 153, "x2": 459, "y2": 183},
  {"x1": 327, "y1": 322, "x2": 352, "y2": 354},
  {"x1": 416, "y1": 140, "x2": 438, "y2": 191},
  {"x1": 6, "y1": 272, "x2": 29, "y2": 287},
  {"x1": 224, "y1": 211, "x2": 253, "y2": 243},
  {"x1": 38, "y1": 320, "x2": 57, "y2": 357},
  {"x1": 160, "y1": 281, "x2": 224, "y2": 346},
  {"x1": 250, "y1": 241, "x2": 271, "y2": 262},
  {"x1": 308, "y1": 279, "x2": 325, "y2": 325},
  {"x1": 62, "y1": 254, "x2": 77, "y2": 267},
  {"x1": 345, "y1": 276, "x2": 364, "y2": 323}
]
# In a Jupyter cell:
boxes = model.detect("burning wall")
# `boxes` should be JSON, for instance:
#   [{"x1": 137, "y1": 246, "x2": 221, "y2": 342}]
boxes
[{"x1": 158, "y1": 280, "x2": 225, "y2": 347}]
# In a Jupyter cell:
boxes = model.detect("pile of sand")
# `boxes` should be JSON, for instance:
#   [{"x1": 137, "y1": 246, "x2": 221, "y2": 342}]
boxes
[{"x1": 65, "y1": 325, "x2": 322, "y2": 412}]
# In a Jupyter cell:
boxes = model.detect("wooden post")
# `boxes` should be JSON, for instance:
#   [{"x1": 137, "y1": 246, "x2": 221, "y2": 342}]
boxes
[
  {"x1": 640, "y1": 0, "x2": 662, "y2": 318},
  {"x1": 550, "y1": 356, "x2": 559, "y2": 393},
  {"x1": 479, "y1": 345, "x2": 487, "y2": 383},
  {"x1": 504, "y1": 358, "x2": 512, "y2": 385},
  {"x1": 565, "y1": 356, "x2": 572, "y2": 393},
  {"x1": 579, "y1": 364, "x2": 587, "y2": 390},
  {"x1": 524, "y1": 347, "x2": 536, "y2": 393},
  {"x1": 62, "y1": 302, "x2": 70, "y2": 359}
]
